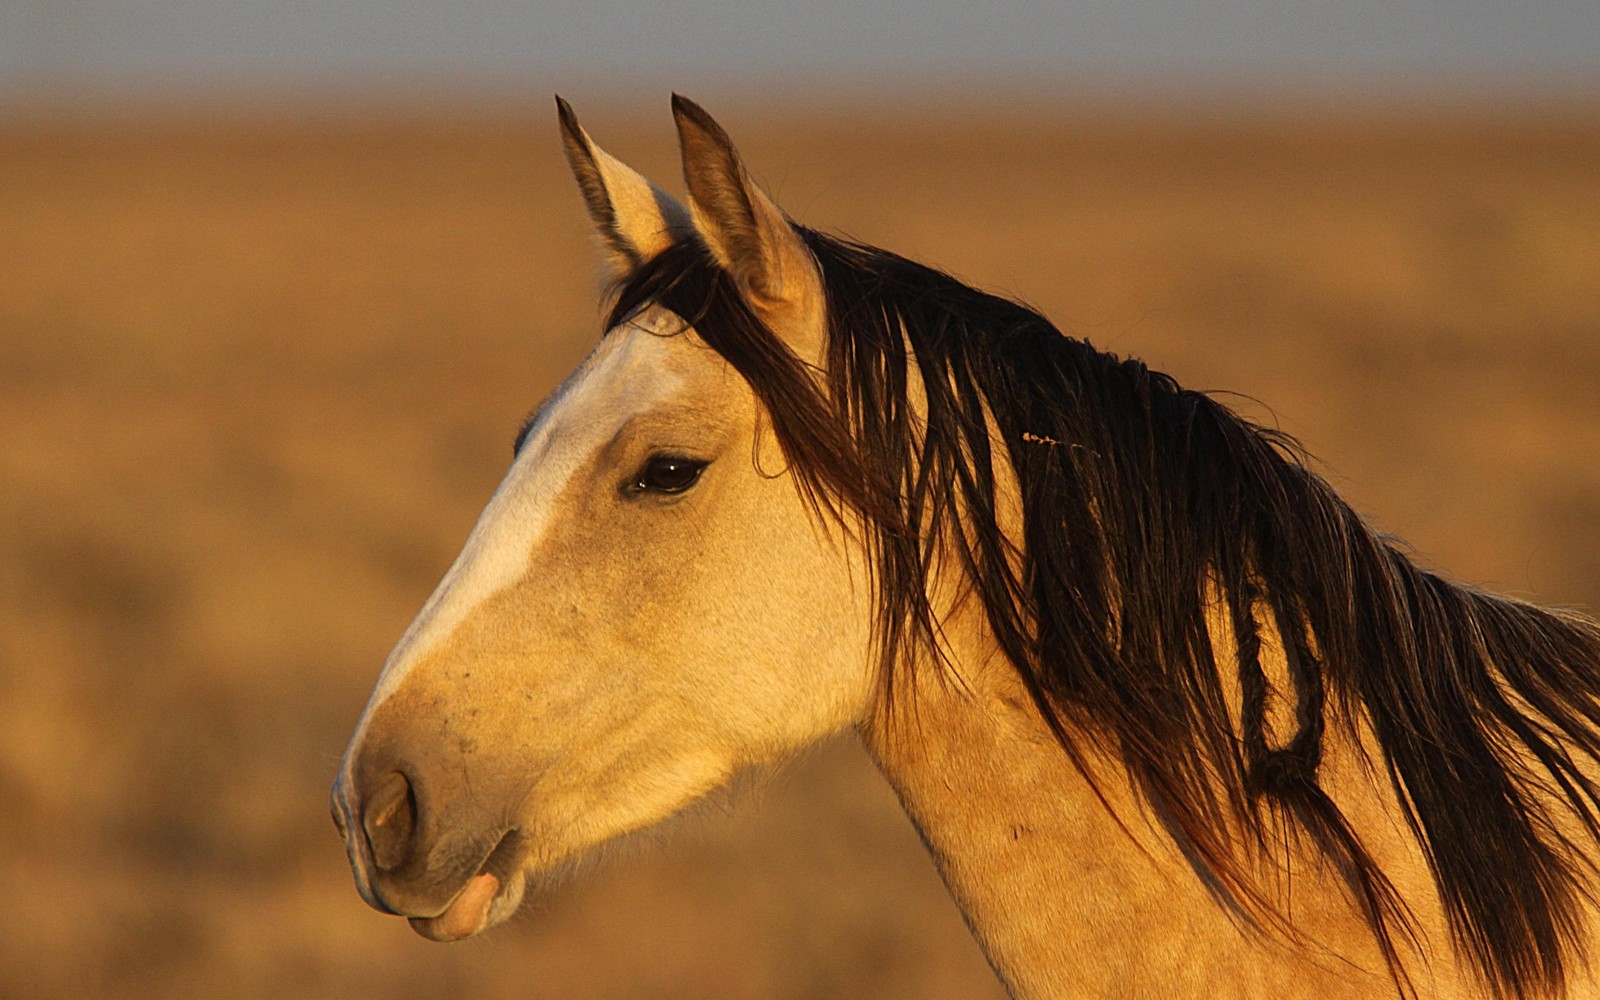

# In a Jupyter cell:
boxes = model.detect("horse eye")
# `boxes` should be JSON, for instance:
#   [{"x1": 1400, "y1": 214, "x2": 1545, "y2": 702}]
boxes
[{"x1": 631, "y1": 455, "x2": 707, "y2": 496}]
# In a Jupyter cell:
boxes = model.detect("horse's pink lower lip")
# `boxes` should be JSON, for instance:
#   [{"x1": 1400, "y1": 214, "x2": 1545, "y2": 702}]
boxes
[{"x1": 407, "y1": 871, "x2": 501, "y2": 941}]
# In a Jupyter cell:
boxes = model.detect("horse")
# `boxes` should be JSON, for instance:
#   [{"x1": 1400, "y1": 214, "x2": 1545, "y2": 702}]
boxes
[{"x1": 331, "y1": 96, "x2": 1600, "y2": 999}]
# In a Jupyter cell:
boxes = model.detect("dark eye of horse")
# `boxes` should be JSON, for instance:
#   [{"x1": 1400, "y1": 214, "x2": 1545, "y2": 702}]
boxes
[{"x1": 631, "y1": 455, "x2": 707, "y2": 496}]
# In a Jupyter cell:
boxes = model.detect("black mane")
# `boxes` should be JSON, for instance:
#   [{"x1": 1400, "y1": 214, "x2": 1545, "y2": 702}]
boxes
[{"x1": 606, "y1": 230, "x2": 1600, "y2": 999}]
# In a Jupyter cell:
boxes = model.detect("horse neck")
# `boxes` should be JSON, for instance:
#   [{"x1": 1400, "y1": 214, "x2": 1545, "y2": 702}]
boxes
[{"x1": 856, "y1": 599, "x2": 1474, "y2": 999}]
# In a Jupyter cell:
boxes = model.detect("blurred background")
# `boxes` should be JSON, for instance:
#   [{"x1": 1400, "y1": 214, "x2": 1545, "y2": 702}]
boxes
[{"x1": 1, "y1": 3, "x2": 1598, "y2": 997}]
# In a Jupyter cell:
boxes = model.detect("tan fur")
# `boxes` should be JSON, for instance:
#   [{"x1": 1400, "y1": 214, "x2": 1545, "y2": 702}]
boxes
[{"x1": 334, "y1": 99, "x2": 1600, "y2": 997}]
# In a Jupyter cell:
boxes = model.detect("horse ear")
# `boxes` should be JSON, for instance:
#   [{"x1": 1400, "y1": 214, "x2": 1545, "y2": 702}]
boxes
[
  {"x1": 671, "y1": 94, "x2": 826, "y2": 365},
  {"x1": 557, "y1": 96, "x2": 692, "y2": 281}
]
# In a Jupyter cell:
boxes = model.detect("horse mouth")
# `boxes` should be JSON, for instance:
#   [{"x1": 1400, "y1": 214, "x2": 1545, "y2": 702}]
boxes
[
  {"x1": 405, "y1": 828, "x2": 526, "y2": 942},
  {"x1": 407, "y1": 870, "x2": 503, "y2": 941}
]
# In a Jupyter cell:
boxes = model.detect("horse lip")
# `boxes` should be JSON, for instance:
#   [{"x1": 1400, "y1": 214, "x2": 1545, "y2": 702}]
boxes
[
  {"x1": 377, "y1": 827, "x2": 524, "y2": 921},
  {"x1": 365, "y1": 889, "x2": 403, "y2": 917},
  {"x1": 331, "y1": 773, "x2": 399, "y2": 913},
  {"x1": 407, "y1": 871, "x2": 504, "y2": 941}
]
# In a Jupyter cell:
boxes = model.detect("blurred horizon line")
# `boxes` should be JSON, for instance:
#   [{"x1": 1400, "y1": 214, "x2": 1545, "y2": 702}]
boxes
[{"x1": 5, "y1": 66, "x2": 1600, "y2": 127}]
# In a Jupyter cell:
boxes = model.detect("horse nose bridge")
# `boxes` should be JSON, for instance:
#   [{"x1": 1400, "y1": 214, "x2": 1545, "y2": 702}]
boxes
[
  {"x1": 351, "y1": 659, "x2": 456, "y2": 765},
  {"x1": 343, "y1": 666, "x2": 510, "y2": 842}
]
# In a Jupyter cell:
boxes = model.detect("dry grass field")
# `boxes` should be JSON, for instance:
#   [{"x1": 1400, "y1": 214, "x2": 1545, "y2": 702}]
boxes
[{"x1": 1, "y1": 98, "x2": 1597, "y2": 998}]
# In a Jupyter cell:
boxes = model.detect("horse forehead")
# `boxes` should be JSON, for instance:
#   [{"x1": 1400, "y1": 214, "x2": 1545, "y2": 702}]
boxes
[
  {"x1": 565, "y1": 317, "x2": 695, "y2": 418},
  {"x1": 453, "y1": 315, "x2": 703, "y2": 579}
]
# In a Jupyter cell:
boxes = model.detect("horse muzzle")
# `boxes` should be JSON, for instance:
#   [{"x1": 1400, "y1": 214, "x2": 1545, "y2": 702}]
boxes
[{"x1": 330, "y1": 753, "x2": 526, "y2": 940}]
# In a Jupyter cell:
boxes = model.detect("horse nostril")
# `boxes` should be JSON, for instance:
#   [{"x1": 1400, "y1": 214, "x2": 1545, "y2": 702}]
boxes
[{"x1": 362, "y1": 770, "x2": 417, "y2": 872}]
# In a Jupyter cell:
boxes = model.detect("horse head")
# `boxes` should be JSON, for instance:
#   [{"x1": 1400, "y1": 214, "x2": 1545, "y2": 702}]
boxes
[{"x1": 331, "y1": 97, "x2": 878, "y2": 941}]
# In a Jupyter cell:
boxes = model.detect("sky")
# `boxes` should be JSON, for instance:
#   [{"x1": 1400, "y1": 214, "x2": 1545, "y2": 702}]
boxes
[{"x1": 3, "y1": 0, "x2": 1598, "y2": 104}]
